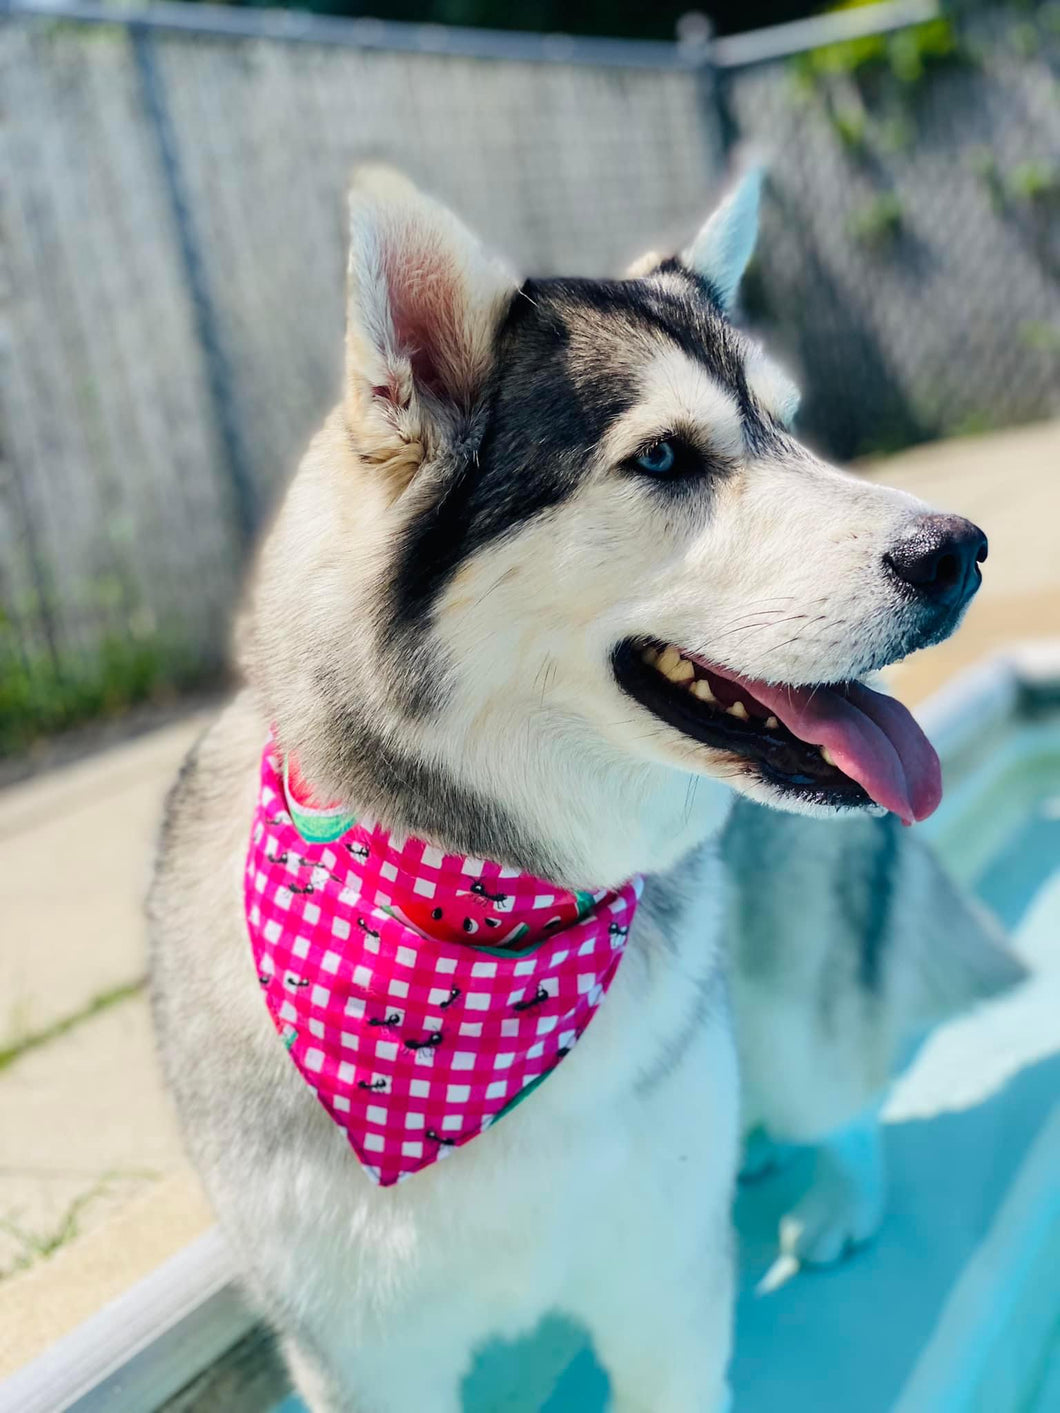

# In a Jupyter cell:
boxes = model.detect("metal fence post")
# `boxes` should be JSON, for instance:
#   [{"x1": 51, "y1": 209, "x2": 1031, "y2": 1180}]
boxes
[
  {"x1": 130, "y1": 23, "x2": 258, "y2": 548},
  {"x1": 677, "y1": 15, "x2": 735, "y2": 187}
]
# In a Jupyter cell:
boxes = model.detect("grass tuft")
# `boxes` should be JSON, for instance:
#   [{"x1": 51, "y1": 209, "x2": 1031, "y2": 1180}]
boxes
[
  {"x1": 0, "y1": 979, "x2": 146, "y2": 1075},
  {"x1": 0, "y1": 1168, "x2": 160, "y2": 1282}
]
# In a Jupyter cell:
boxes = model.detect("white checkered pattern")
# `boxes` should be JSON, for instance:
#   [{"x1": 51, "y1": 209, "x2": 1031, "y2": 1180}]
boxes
[{"x1": 246, "y1": 743, "x2": 638, "y2": 1187}]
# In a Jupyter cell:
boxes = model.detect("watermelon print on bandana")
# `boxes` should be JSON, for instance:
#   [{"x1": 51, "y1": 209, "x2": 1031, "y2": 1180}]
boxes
[{"x1": 245, "y1": 741, "x2": 641, "y2": 1187}]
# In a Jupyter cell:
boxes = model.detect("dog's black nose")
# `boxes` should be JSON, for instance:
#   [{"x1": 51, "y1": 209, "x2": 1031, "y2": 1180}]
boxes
[{"x1": 885, "y1": 514, "x2": 987, "y2": 610}]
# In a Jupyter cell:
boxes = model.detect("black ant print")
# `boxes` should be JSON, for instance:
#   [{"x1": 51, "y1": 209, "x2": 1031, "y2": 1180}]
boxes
[
  {"x1": 368, "y1": 1011, "x2": 403, "y2": 1028},
  {"x1": 345, "y1": 842, "x2": 371, "y2": 862},
  {"x1": 283, "y1": 974, "x2": 311, "y2": 990},
  {"x1": 299, "y1": 856, "x2": 343, "y2": 882},
  {"x1": 265, "y1": 814, "x2": 289, "y2": 827},
  {"x1": 357, "y1": 1078, "x2": 389, "y2": 1092},
  {"x1": 357, "y1": 917, "x2": 381, "y2": 941},
  {"x1": 469, "y1": 881, "x2": 509, "y2": 905},
  {"x1": 513, "y1": 985, "x2": 550, "y2": 1012},
  {"x1": 426, "y1": 1128, "x2": 457, "y2": 1147},
  {"x1": 268, "y1": 849, "x2": 343, "y2": 884},
  {"x1": 258, "y1": 972, "x2": 272, "y2": 988},
  {"x1": 286, "y1": 882, "x2": 315, "y2": 895},
  {"x1": 405, "y1": 1031, "x2": 444, "y2": 1051},
  {"x1": 438, "y1": 987, "x2": 462, "y2": 1010},
  {"x1": 609, "y1": 923, "x2": 629, "y2": 940}
]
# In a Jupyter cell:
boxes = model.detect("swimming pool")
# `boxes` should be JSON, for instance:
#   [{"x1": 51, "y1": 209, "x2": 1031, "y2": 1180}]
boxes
[
  {"x1": 4, "y1": 650, "x2": 1058, "y2": 1413},
  {"x1": 730, "y1": 698, "x2": 1060, "y2": 1413}
]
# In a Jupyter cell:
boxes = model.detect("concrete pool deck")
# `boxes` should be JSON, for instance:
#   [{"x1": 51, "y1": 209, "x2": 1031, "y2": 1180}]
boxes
[{"x1": 1, "y1": 419, "x2": 1058, "y2": 1381}]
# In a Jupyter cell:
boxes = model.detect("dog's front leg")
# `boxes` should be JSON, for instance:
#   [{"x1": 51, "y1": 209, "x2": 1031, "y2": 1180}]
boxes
[
  {"x1": 571, "y1": 960, "x2": 738, "y2": 1412},
  {"x1": 573, "y1": 1211, "x2": 734, "y2": 1413},
  {"x1": 592, "y1": 1264, "x2": 733, "y2": 1413},
  {"x1": 778, "y1": 1104, "x2": 886, "y2": 1266},
  {"x1": 281, "y1": 1334, "x2": 353, "y2": 1413},
  {"x1": 278, "y1": 1306, "x2": 479, "y2": 1413}
]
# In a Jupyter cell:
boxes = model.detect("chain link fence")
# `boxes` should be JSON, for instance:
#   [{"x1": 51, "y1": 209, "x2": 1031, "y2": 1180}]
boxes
[
  {"x1": 726, "y1": 3, "x2": 1060, "y2": 459},
  {"x1": 0, "y1": 7, "x2": 719, "y2": 751},
  {"x1": 1, "y1": 1, "x2": 1058, "y2": 752}
]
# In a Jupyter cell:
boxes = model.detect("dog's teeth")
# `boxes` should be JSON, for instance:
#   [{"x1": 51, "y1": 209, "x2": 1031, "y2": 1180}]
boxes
[
  {"x1": 657, "y1": 645, "x2": 681, "y2": 677},
  {"x1": 820, "y1": 746, "x2": 837, "y2": 767},
  {"x1": 692, "y1": 679, "x2": 716, "y2": 704},
  {"x1": 727, "y1": 701, "x2": 749, "y2": 720},
  {"x1": 765, "y1": 715, "x2": 779, "y2": 730},
  {"x1": 669, "y1": 658, "x2": 695, "y2": 684}
]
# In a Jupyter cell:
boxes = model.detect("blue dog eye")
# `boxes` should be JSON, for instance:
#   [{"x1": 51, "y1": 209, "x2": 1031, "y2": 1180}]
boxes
[{"x1": 636, "y1": 440, "x2": 676, "y2": 475}]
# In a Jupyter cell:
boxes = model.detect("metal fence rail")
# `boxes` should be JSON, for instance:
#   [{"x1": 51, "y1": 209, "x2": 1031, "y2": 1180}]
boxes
[
  {"x1": 1, "y1": 0, "x2": 1058, "y2": 751},
  {"x1": 1, "y1": 0, "x2": 940, "y2": 69}
]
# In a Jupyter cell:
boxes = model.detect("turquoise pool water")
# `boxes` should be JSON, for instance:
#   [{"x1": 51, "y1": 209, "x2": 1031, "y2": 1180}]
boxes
[
  {"x1": 731, "y1": 717, "x2": 1060, "y2": 1413},
  {"x1": 274, "y1": 716, "x2": 1060, "y2": 1413}
]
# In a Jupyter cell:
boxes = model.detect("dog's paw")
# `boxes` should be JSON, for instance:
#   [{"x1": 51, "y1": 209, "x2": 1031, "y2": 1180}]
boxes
[
  {"x1": 739, "y1": 1127, "x2": 796, "y2": 1183},
  {"x1": 777, "y1": 1118, "x2": 885, "y2": 1267}
]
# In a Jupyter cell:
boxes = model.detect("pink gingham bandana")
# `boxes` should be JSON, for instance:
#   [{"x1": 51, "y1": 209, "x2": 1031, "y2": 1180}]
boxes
[{"x1": 245, "y1": 741, "x2": 640, "y2": 1187}]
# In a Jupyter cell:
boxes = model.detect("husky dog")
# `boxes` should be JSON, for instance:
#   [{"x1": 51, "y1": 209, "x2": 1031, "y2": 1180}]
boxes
[
  {"x1": 150, "y1": 167, "x2": 990, "y2": 1412},
  {"x1": 725, "y1": 801, "x2": 1025, "y2": 1267}
]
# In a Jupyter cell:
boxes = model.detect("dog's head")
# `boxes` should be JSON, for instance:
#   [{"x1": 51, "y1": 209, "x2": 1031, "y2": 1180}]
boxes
[{"x1": 249, "y1": 168, "x2": 985, "y2": 882}]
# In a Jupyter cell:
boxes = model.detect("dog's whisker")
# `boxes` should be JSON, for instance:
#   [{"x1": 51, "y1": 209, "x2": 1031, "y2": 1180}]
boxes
[{"x1": 707, "y1": 613, "x2": 810, "y2": 645}]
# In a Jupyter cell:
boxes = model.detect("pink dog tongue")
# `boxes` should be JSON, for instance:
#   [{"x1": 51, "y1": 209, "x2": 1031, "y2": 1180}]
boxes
[{"x1": 737, "y1": 678, "x2": 942, "y2": 824}]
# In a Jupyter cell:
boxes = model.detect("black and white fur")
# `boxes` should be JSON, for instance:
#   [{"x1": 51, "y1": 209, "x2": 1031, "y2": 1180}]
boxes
[
  {"x1": 149, "y1": 167, "x2": 1013, "y2": 1411},
  {"x1": 724, "y1": 801, "x2": 1024, "y2": 1266}
]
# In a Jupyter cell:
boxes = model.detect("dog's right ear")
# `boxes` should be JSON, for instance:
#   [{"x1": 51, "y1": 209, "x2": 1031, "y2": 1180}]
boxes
[{"x1": 344, "y1": 168, "x2": 517, "y2": 495}]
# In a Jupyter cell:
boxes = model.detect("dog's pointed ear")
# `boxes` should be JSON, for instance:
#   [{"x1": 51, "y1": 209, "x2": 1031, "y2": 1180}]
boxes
[
  {"x1": 344, "y1": 167, "x2": 517, "y2": 491},
  {"x1": 682, "y1": 165, "x2": 764, "y2": 312}
]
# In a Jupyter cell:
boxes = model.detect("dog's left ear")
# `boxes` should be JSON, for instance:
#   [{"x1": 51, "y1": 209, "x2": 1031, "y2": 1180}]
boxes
[
  {"x1": 682, "y1": 166, "x2": 764, "y2": 312},
  {"x1": 344, "y1": 167, "x2": 517, "y2": 493}
]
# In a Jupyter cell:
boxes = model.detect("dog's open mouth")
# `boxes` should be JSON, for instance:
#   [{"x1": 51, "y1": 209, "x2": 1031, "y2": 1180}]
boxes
[{"x1": 613, "y1": 639, "x2": 942, "y2": 824}]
